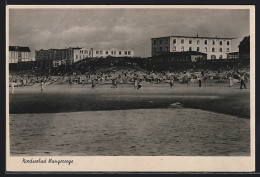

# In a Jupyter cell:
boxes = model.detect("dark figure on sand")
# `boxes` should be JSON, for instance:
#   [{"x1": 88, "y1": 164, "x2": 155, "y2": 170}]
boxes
[
  {"x1": 41, "y1": 81, "x2": 44, "y2": 92},
  {"x1": 137, "y1": 79, "x2": 143, "y2": 92},
  {"x1": 198, "y1": 77, "x2": 202, "y2": 87},
  {"x1": 240, "y1": 74, "x2": 246, "y2": 89},
  {"x1": 169, "y1": 79, "x2": 174, "y2": 88},
  {"x1": 91, "y1": 79, "x2": 96, "y2": 89},
  {"x1": 111, "y1": 79, "x2": 118, "y2": 89}
]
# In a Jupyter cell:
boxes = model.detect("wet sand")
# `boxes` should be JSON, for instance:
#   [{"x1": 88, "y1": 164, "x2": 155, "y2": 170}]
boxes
[
  {"x1": 10, "y1": 108, "x2": 249, "y2": 156},
  {"x1": 9, "y1": 84, "x2": 251, "y2": 156},
  {"x1": 9, "y1": 84, "x2": 250, "y2": 118}
]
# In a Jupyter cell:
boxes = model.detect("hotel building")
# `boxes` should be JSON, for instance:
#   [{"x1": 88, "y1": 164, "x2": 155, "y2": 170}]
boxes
[{"x1": 151, "y1": 35, "x2": 233, "y2": 60}]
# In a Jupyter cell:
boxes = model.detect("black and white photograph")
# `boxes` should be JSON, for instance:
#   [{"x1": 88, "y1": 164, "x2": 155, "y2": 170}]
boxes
[{"x1": 6, "y1": 5, "x2": 255, "y2": 172}]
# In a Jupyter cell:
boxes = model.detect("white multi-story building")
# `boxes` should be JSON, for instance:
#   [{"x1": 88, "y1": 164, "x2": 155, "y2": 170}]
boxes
[
  {"x1": 67, "y1": 47, "x2": 135, "y2": 65},
  {"x1": 151, "y1": 35, "x2": 233, "y2": 59},
  {"x1": 92, "y1": 48, "x2": 134, "y2": 58},
  {"x1": 9, "y1": 46, "x2": 31, "y2": 63},
  {"x1": 67, "y1": 47, "x2": 93, "y2": 65}
]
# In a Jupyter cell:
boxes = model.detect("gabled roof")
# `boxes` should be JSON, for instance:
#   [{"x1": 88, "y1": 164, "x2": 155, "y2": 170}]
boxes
[
  {"x1": 9, "y1": 46, "x2": 31, "y2": 52},
  {"x1": 238, "y1": 36, "x2": 250, "y2": 48}
]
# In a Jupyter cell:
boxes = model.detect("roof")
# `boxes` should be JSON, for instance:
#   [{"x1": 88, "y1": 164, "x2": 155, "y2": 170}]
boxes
[
  {"x1": 228, "y1": 52, "x2": 239, "y2": 54},
  {"x1": 9, "y1": 46, "x2": 31, "y2": 52},
  {"x1": 238, "y1": 36, "x2": 250, "y2": 48},
  {"x1": 49, "y1": 48, "x2": 67, "y2": 51},
  {"x1": 152, "y1": 35, "x2": 234, "y2": 40},
  {"x1": 154, "y1": 51, "x2": 207, "y2": 57},
  {"x1": 69, "y1": 47, "x2": 82, "y2": 50}
]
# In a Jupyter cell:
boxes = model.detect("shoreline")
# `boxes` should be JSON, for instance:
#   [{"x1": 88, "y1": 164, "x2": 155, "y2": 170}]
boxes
[{"x1": 9, "y1": 84, "x2": 250, "y2": 118}]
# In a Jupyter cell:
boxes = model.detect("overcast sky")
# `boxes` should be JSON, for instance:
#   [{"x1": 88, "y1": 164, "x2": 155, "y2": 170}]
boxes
[{"x1": 9, "y1": 8, "x2": 250, "y2": 57}]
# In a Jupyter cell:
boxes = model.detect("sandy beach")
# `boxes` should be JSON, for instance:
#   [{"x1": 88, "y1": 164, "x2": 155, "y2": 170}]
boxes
[{"x1": 9, "y1": 83, "x2": 250, "y2": 118}]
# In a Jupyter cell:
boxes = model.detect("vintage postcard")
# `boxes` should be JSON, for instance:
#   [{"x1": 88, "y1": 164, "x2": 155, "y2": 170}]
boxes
[{"x1": 6, "y1": 5, "x2": 255, "y2": 172}]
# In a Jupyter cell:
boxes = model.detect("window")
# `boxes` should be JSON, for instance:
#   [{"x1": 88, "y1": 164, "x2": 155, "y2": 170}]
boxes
[
  {"x1": 18, "y1": 52, "x2": 21, "y2": 57},
  {"x1": 124, "y1": 51, "x2": 127, "y2": 55},
  {"x1": 114, "y1": 51, "x2": 116, "y2": 55},
  {"x1": 173, "y1": 46, "x2": 176, "y2": 51},
  {"x1": 211, "y1": 55, "x2": 216, "y2": 60},
  {"x1": 159, "y1": 40, "x2": 162, "y2": 44},
  {"x1": 153, "y1": 40, "x2": 156, "y2": 45},
  {"x1": 160, "y1": 47, "x2": 162, "y2": 52},
  {"x1": 85, "y1": 50, "x2": 88, "y2": 54},
  {"x1": 189, "y1": 40, "x2": 192, "y2": 44},
  {"x1": 119, "y1": 51, "x2": 121, "y2": 55},
  {"x1": 189, "y1": 47, "x2": 192, "y2": 51},
  {"x1": 76, "y1": 55, "x2": 78, "y2": 59},
  {"x1": 219, "y1": 55, "x2": 223, "y2": 59},
  {"x1": 96, "y1": 51, "x2": 99, "y2": 54},
  {"x1": 212, "y1": 47, "x2": 215, "y2": 52},
  {"x1": 154, "y1": 47, "x2": 156, "y2": 52},
  {"x1": 165, "y1": 39, "x2": 169, "y2": 44},
  {"x1": 205, "y1": 47, "x2": 207, "y2": 52},
  {"x1": 212, "y1": 40, "x2": 215, "y2": 45},
  {"x1": 181, "y1": 39, "x2": 184, "y2": 44},
  {"x1": 106, "y1": 51, "x2": 109, "y2": 55},
  {"x1": 197, "y1": 47, "x2": 200, "y2": 51},
  {"x1": 111, "y1": 51, "x2": 114, "y2": 55},
  {"x1": 220, "y1": 41, "x2": 222, "y2": 45},
  {"x1": 219, "y1": 48, "x2": 222, "y2": 52},
  {"x1": 204, "y1": 40, "x2": 207, "y2": 44},
  {"x1": 173, "y1": 39, "x2": 176, "y2": 44},
  {"x1": 128, "y1": 51, "x2": 131, "y2": 55},
  {"x1": 181, "y1": 46, "x2": 184, "y2": 51},
  {"x1": 227, "y1": 41, "x2": 230, "y2": 45},
  {"x1": 197, "y1": 40, "x2": 200, "y2": 45},
  {"x1": 100, "y1": 51, "x2": 103, "y2": 55},
  {"x1": 227, "y1": 48, "x2": 230, "y2": 52}
]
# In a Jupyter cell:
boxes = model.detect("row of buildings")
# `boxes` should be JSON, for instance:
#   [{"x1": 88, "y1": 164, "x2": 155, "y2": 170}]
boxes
[
  {"x1": 35, "y1": 47, "x2": 135, "y2": 66},
  {"x1": 9, "y1": 35, "x2": 250, "y2": 69}
]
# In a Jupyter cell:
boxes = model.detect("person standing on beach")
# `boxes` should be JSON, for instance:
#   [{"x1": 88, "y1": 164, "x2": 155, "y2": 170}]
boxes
[
  {"x1": 91, "y1": 79, "x2": 95, "y2": 89},
  {"x1": 134, "y1": 78, "x2": 138, "y2": 89},
  {"x1": 11, "y1": 81, "x2": 15, "y2": 94},
  {"x1": 69, "y1": 77, "x2": 72, "y2": 87},
  {"x1": 198, "y1": 77, "x2": 202, "y2": 87},
  {"x1": 112, "y1": 78, "x2": 118, "y2": 89},
  {"x1": 137, "y1": 79, "x2": 143, "y2": 92},
  {"x1": 229, "y1": 75, "x2": 233, "y2": 87},
  {"x1": 169, "y1": 78, "x2": 174, "y2": 88},
  {"x1": 41, "y1": 81, "x2": 44, "y2": 92},
  {"x1": 21, "y1": 78, "x2": 24, "y2": 88},
  {"x1": 240, "y1": 74, "x2": 246, "y2": 89}
]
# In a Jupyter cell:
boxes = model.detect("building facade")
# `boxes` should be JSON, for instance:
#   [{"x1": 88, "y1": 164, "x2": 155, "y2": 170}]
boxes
[
  {"x1": 151, "y1": 51, "x2": 207, "y2": 70},
  {"x1": 9, "y1": 46, "x2": 31, "y2": 63},
  {"x1": 36, "y1": 47, "x2": 135, "y2": 66},
  {"x1": 92, "y1": 48, "x2": 134, "y2": 58},
  {"x1": 151, "y1": 35, "x2": 233, "y2": 60}
]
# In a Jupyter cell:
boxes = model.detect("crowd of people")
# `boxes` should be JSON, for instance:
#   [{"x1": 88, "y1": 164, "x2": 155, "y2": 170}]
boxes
[{"x1": 9, "y1": 66, "x2": 250, "y2": 94}]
